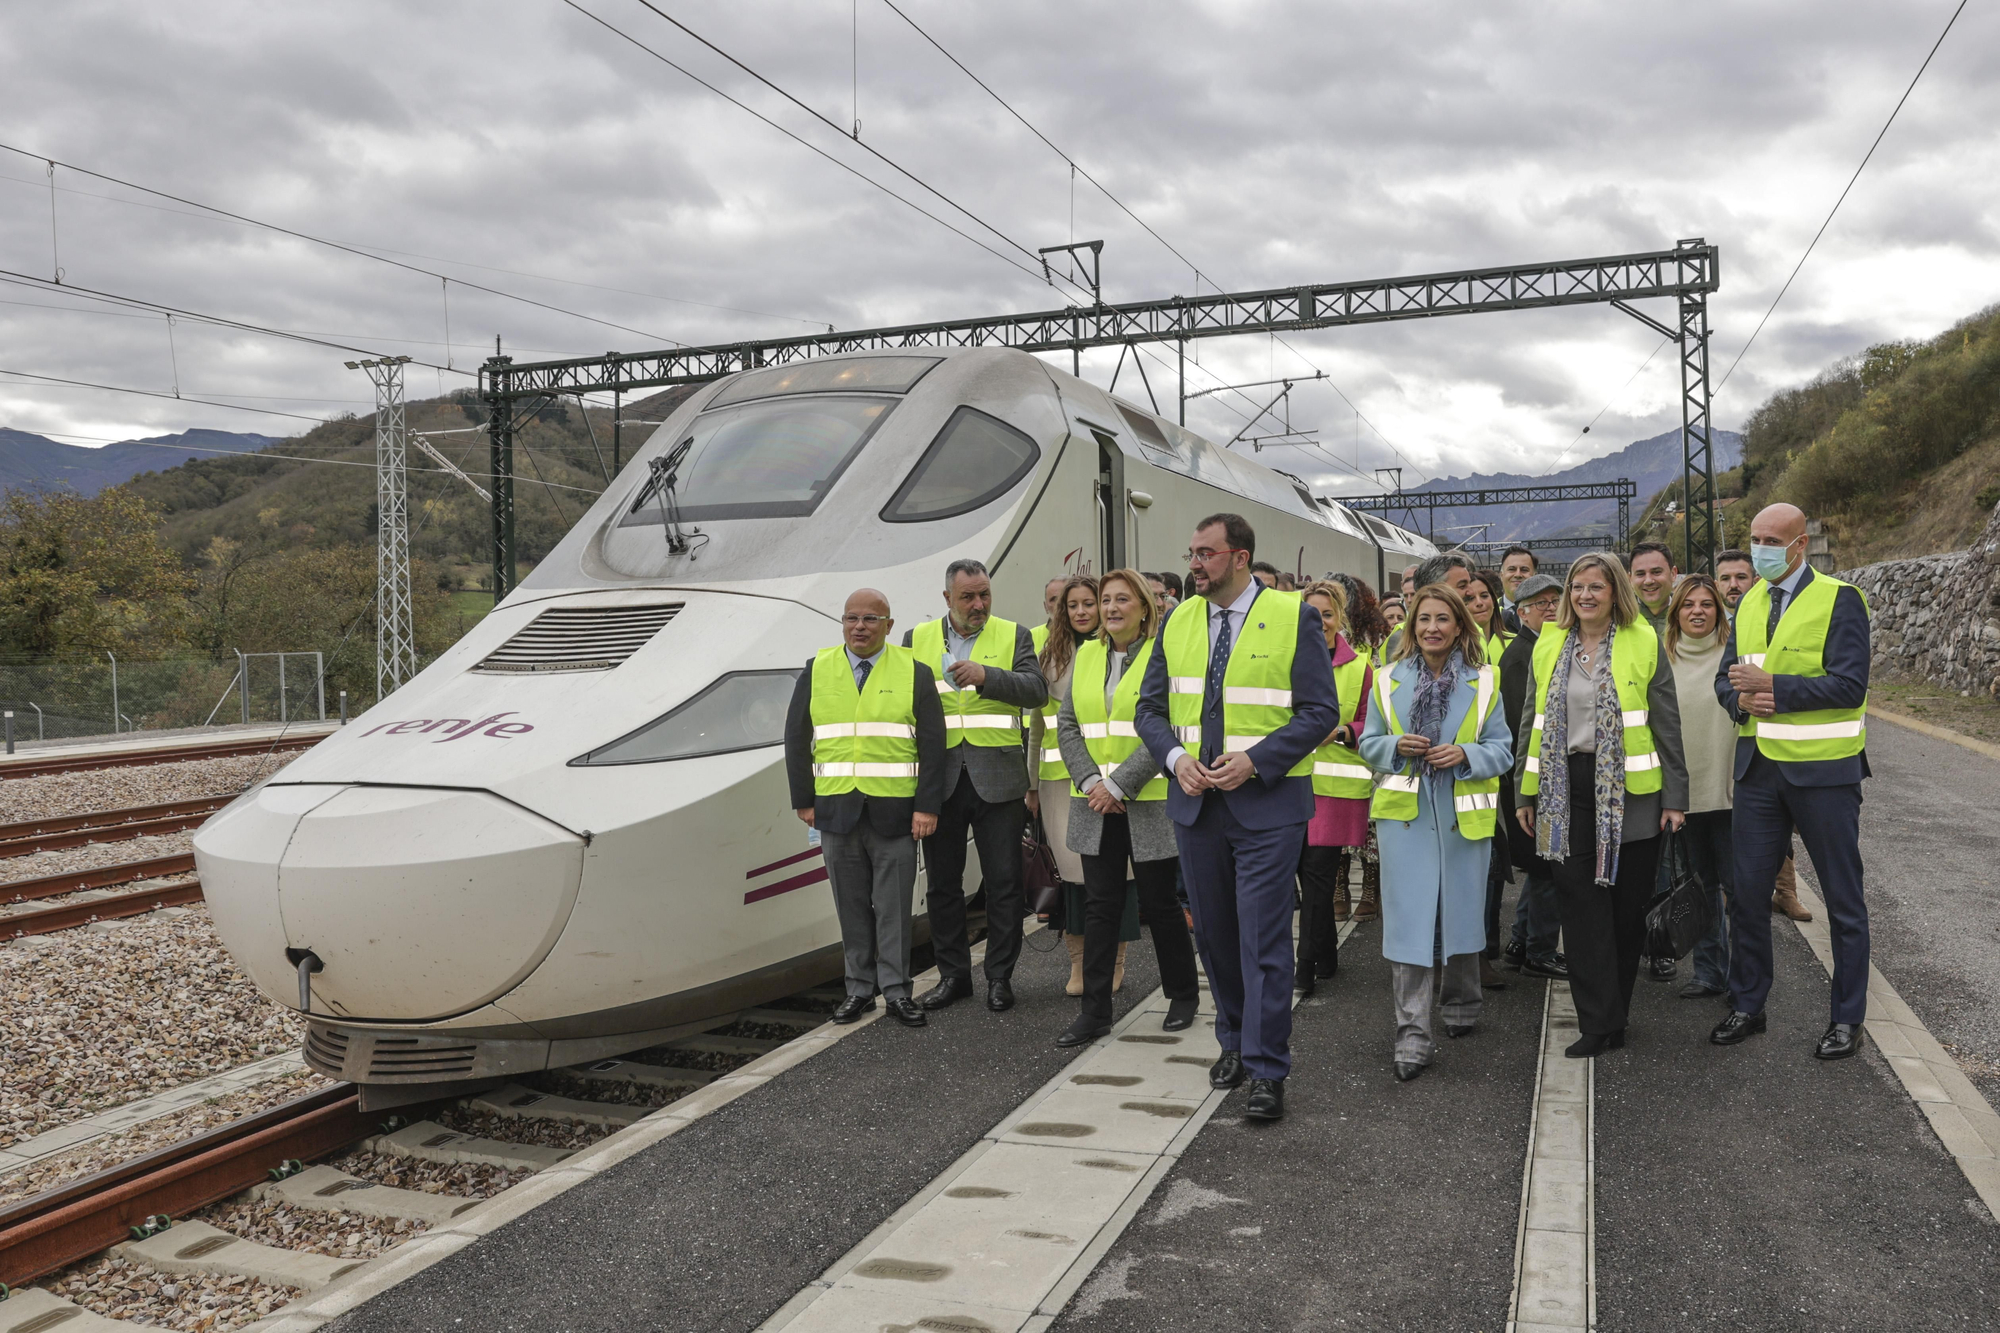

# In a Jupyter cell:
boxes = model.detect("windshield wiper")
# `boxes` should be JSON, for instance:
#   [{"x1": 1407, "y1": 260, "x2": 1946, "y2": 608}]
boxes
[{"x1": 643, "y1": 437, "x2": 696, "y2": 555}]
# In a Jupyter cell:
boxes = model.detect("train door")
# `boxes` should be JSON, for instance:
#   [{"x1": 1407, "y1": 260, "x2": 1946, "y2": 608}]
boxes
[{"x1": 1095, "y1": 433, "x2": 1126, "y2": 575}]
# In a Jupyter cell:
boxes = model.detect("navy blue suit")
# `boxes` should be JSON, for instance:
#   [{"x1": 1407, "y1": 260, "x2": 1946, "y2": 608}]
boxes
[
  {"x1": 1714, "y1": 566, "x2": 1872, "y2": 1024},
  {"x1": 1136, "y1": 587, "x2": 1340, "y2": 1079}
]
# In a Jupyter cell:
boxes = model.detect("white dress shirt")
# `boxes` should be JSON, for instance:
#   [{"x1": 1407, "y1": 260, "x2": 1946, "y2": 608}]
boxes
[
  {"x1": 844, "y1": 644, "x2": 885, "y2": 688},
  {"x1": 1163, "y1": 581, "x2": 1264, "y2": 775}
]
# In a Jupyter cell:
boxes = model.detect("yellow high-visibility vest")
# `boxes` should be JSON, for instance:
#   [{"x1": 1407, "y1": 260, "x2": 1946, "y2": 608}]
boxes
[
  {"x1": 1519, "y1": 622, "x2": 1663, "y2": 796},
  {"x1": 1734, "y1": 574, "x2": 1868, "y2": 762},
  {"x1": 809, "y1": 645, "x2": 919, "y2": 796},
  {"x1": 1069, "y1": 636, "x2": 1168, "y2": 800},
  {"x1": 1029, "y1": 622, "x2": 1065, "y2": 780},
  {"x1": 1158, "y1": 592, "x2": 1313, "y2": 777},
  {"x1": 1368, "y1": 662, "x2": 1500, "y2": 837},
  {"x1": 1312, "y1": 652, "x2": 1373, "y2": 799},
  {"x1": 911, "y1": 616, "x2": 1026, "y2": 749}
]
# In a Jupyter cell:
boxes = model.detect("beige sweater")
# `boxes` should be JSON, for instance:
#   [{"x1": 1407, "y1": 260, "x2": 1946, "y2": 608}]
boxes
[{"x1": 1670, "y1": 630, "x2": 1735, "y2": 814}]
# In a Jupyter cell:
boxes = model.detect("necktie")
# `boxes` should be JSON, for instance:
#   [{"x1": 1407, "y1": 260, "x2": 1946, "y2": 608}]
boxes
[
  {"x1": 1202, "y1": 608, "x2": 1232, "y2": 764},
  {"x1": 856, "y1": 657, "x2": 872, "y2": 690},
  {"x1": 1766, "y1": 587, "x2": 1785, "y2": 642}
]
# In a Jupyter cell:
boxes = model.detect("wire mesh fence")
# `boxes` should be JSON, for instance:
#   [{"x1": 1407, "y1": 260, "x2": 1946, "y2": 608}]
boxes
[{"x1": 0, "y1": 652, "x2": 330, "y2": 743}]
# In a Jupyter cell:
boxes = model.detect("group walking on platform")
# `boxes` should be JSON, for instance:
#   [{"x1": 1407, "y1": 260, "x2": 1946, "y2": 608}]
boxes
[{"x1": 783, "y1": 498, "x2": 1875, "y2": 1123}]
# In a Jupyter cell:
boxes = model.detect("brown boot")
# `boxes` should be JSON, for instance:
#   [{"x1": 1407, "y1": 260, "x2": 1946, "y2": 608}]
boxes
[
  {"x1": 1333, "y1": 849, "x2": 1352, "y2": 921},
  {"x1": 1354, "y1": 857, "x2": 1381, "y2": 921},
  {"x1": 1065, "y1": 933, "x2": 1085, "y2": 996},
  {"x1": 1772, "y1": 855, "x2": 1812, "y2": 922},
  {"x1": 1113, "y1": 942, "x2": 1128, "y2": 993}
]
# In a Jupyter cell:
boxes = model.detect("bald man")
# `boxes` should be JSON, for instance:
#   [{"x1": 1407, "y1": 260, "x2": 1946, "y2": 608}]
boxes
[
  {"x1": 1712, "y1": 503, "x2": 1873, "y2": 1061},
  {"x1": 786, "y1": 589, "x2": 949, "y2": 1027}
]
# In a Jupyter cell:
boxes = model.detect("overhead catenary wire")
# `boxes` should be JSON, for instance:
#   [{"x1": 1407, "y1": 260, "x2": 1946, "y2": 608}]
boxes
[{"x1": 1713, "y1": 0, "x2": 1968, "y2": 396}]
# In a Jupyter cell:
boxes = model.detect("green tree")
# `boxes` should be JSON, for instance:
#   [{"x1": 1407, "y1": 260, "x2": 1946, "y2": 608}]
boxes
[{"x1": 0, "y1": 487, "x2": 193, "y2": 656}]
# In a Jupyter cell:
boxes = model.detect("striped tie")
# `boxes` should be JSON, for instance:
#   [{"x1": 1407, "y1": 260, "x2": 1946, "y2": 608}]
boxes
[{"x1": 1202, "y1": 609, "x2": 1232, "y2": 763}]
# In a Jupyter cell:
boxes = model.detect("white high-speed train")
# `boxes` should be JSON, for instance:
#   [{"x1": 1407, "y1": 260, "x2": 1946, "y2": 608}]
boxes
[{"x1": 193, "y1": 347, "x2": 1433, "y2": 1102}]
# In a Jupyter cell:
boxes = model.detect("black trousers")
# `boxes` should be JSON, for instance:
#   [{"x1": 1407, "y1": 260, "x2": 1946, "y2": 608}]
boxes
[
  {"x1": 1484, "y1": 839, "x2": 1509, "y2": 957},
  {"x1": 923, "y1": 771, "x2": 1027, "y2": 984},
  {"x1": 1295, "y1": 844, "x2": 1345, "y2": 979},
  {"x1": 1550, "y1": 754, "x2": 1663, "y2": 1036},
  {"x1": 1081, "y1": 813, "x2": 1199, "y2": 1022}
]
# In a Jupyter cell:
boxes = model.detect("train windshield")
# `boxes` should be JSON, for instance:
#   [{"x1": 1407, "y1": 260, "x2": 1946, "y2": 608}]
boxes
[
  {"x1": 625, "y1": 395, "x2": 896, "y2": 524},
  {"x1": 881, "y1": 405, "x2": 1040, "y2": 522},
  {"x1": 707, "y1": 355, "x2": 940, "y2": 407}
]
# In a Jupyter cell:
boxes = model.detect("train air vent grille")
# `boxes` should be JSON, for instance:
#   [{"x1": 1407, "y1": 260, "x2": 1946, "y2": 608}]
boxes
[
  {"x1": 475, "y1": 603, "x2": 685, "y2": 673},
  {"x1": 304, "y1": 1026, "x2": 351, "y2": 1077},
  {"x1": 367, "y1": 1037, "x2": 479, "y2": 1077}
]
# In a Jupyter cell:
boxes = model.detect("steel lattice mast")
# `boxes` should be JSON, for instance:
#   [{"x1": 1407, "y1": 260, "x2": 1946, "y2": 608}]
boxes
[{"x1": 348, "y1": 355, "x2": 418, "y2": 699}]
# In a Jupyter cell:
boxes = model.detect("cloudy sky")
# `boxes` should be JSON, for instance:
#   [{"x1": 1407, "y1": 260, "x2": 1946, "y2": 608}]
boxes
[{"x1": 1, "y1": 0, "x2": 1992, "y2": 493}]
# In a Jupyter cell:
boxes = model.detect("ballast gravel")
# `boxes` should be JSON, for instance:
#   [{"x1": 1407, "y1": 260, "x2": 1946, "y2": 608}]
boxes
[
  {"x1": 534, "y1": 1069, "x2": 695, "y2": 1109},
  {"x1": 38, "y1": 1255, "x2": 301, "y2": 1332},
  {"x1": 203, "y1": 1194, "x2": 426, "y2": 1260},
  {"x1": 433, "y1": 1104, "x2": 614, "y2": 1152},
  {"x1": 0, "y1": 907, "x2": 303, "y2": 1149},
  {"x1": 330, "y1": 1148, "x2": 536, "y2": 1199},
  {"x1": 0, "y1": 749, "x2": 299, "y2": 824},
  {"x1": 1, "y1": 829, "x2": 197, "y2": 889}
]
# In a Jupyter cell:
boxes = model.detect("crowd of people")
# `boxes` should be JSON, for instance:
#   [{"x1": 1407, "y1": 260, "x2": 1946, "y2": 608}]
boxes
[{"x1": 784, "y1": 501, "x2": 1873, "y2": 1123}]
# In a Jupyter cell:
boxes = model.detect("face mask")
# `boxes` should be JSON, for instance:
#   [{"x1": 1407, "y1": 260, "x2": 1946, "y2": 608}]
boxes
[{"x1": 1751, "y1": 541, "x2": 1795, "y2": 581}]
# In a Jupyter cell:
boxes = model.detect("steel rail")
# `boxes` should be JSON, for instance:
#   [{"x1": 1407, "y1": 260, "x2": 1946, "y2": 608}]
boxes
[
  {"x1": 0, "y1": 1085, "x2": 429, "y2": 1288},
  {"x1": 3, "y1": 880, "x2": 204, "y2": 938},
  {"x1": 4, "y1": 853, "x2": 197, "y2": 905},
  {"x1": 0, "y1": 810, "x2": 221, "y2": 858},
  {"x1": 0, "y1": 797, "x2": 231, "y2": 850},
  {"x1": 0, "y1": 734, "x2": 320, "y2": 781}
]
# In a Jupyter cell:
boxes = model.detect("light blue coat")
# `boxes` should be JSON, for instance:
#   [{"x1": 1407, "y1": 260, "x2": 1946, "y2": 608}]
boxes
[{"x1": 1358, "y1": 657, "x2": 1516, "y2": 967}]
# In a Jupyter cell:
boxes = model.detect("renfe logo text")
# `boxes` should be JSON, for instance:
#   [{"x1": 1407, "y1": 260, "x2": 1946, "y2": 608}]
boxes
[{"x1": 359, "y1": 712, "x2": 535, "y2": 742}]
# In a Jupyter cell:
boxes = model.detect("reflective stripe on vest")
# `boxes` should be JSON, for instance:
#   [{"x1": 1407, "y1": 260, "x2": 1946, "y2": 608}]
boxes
[
  {"x1": 1312, "y1": 649, "x2": 1373, "y2": 799},
  {"x1": 1366, "y1": 661, "x2": 1500, "y2": 837},
  {"x1": 1518, "y1": 621, "x2": 1663, "y2": 798},
  {"x1": 809, "y1": 645, "x2": 920, "y2": 797},
  {"x1": 1159, "y1": 592, "x2": 1313, "y2": 777},
  {"x1": 911, "y1": 616, "x2": 1026, "y2": 747},
  {"x1": 1070, "y1": 637, "x2": 1169, "y2": 800},
  {"x1": 1733, "y1": 575, "x2": 1869, "y2": 763},
  {"x1": 1030, "y1": 623, "x2": 1065, "y2": 779}
]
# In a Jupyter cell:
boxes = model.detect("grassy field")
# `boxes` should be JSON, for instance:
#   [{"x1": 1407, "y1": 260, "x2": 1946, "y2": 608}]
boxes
[{"x1": 448, "y1": 591, "x2": 495, "y2": 625}]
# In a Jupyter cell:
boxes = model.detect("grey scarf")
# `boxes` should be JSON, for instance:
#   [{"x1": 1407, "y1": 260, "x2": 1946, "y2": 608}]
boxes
[
  {"x1": 1534, "y1": 626, "x2": 1627, "y2": 885},
  {"x1": 1408, "y1": 650, "x2": 1464, "y2": 806}
]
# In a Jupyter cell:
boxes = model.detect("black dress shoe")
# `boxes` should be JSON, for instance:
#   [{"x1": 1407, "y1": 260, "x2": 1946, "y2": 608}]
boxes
[
  {"x1": 1209, "y1": 1050, "x2": 1246, "y2": 1089},
  {"x1": 1056, "y1": 1013, "x2": 1112, "y2": 1047},
  {"x1": 1502, "y1": 941, "x2": 1527, "y2": 970},
  {"x1": 1445, "y1": 1023, "x2": 1475, "y2": 1039},
  {"x1": 1678, "y1": 980, "x2": 1725, "y2": 999},
  {"x1": 1162, "y1": 998, "x2": 1199, "y2": 1031},
  {"x1": 1393, "y1": 1060, "x2": 1426, "y2": 1082},
  {"x1": 830, "y1": 995, "x2": 876, "y2": 1024},
  {"x1": 1649, "y1": 955, "x2": 1678, "y2": 982},
  {"x1": 986, "y1": 979, "x2": 1015, "y2": 1012},
  {"x1": 1815, "y1": 1022, "x2": 1862, "y2": 1060},
  {"x1": 889, "y1": 997, "x2": 926, "y2": 1027},
  {"x1": 1244, "y1": 1078, "x2": 1285, "y2": 1121},
  {"x1": 1565, "y1": 1029, "x2": 1623, "y2": 1058},
  {"x1": 918, "y1": 977, "x2": 973, "y2": 1011},
  {"x1": 1294, "y1": 972, "x2": 1316, "y2": 997},
  {"x1": 1710, "y1": 1010, "x2": 1767, "y2": 1045},
  {"x1": 1520, "y1": 955, "x2": 1570, "y2": 981}
]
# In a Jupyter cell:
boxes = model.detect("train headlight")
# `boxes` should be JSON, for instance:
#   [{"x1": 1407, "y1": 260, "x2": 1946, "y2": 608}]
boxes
[{"x1": 571, "y1": 668, "x2": 800, "y2": 766}]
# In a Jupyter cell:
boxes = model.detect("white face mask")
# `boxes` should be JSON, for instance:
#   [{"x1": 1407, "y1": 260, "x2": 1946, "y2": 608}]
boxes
[{"x1": 1751, "y1": 540, "x2": 1796, "y2": 581}]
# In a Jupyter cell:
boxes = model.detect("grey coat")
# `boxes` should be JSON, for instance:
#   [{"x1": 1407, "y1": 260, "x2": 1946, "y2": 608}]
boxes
[
  {"x1": 1056, "y1": 658, "x2": 1179, "y2": 864},
  {"x1": 901, "y1": 620, "x2": 1049, "y2": 803},
  {"x1": 1512, "y1": 633, "x2": 1690, "y2": 843}
]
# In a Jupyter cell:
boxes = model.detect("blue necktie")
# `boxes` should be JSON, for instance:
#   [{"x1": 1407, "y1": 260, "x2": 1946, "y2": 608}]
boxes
[
  {"x1": 1766, "y1": 586, "x2": 1785, "y2": 642},
  {"x1": 1202, "y1": 608, "x2": 1232, "y2": 764},
  {"x1": 855, "y1": 657, "x2": 872, "y2": 690}
]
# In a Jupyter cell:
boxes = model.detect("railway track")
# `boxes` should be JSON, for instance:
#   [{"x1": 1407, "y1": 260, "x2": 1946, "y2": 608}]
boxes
[
  {"x1": 4, "y1": 879, "x2": 206, "y2": 939},
  {"x1": 0, "y1": 733, "x2": 322, "y2": 782},
  {"x1": 0, "y1": 799, "x2": 230, "y2": 858},
  {"x1": 0, "y1": 989, "x2": 839, "y2": 1325}
]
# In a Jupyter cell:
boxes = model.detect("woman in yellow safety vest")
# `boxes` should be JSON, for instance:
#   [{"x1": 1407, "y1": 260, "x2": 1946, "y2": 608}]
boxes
[
  {"x1": 1328, "y1": 573, "x2": 1392, "y2": 924},
  {"x1": 1357, "y1": 584, "x2": 1517, "y2": 1084},
  {"x1": 1028, "y1": 573, "x2": 1104, "y2": 996},
  {"x1": 1511, "y1": 552, "x2": 1689, "y2": 1060},
  {"x1": 1294, "y1": 578, "x2": 1373, "y2": 995}
]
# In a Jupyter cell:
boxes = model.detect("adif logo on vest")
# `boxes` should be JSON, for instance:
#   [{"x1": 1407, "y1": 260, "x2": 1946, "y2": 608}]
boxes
[{"x1": 359, "y1": 712, "x2": 535, "y2": 742}]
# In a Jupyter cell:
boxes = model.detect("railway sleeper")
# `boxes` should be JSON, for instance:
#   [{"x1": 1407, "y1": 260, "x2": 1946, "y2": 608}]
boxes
[
  {"x1": 565, "y1": 1057, "x2": 717, "y2": 1089},
  {"x1": 666, "y1": 1033, "x2": 786, "y2": 1057},
  {"x1": 249, "y1": 1165, "x2": 479, "y2": 1226},
  {"x1": 359, "y1": 1121, "x2": 572, "y2": 1172},
  {"x1": 0, "y1": 1286, "x2": 130, "y2": 1332},
  {"x1": 114, "y1": 1219, "x2": 359, "y2": 1292},
  {"x1": 466, "y1": 1083, "x2": 647, "y2": 1128}
]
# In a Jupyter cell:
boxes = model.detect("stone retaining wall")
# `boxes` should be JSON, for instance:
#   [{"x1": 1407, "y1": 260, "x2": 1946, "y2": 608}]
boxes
[{"x1": 1842, "y1": 503, "x2": 2000, "y2": 696}]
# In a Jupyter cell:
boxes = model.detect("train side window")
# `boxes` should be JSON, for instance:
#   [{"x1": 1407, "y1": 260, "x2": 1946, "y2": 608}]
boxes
[
  {"x1": 880, "y1": 405, "x2": 1040, "y2": 523},
  {"x1": 569, "y1": 669, "x2": 800, "y2": 765}
]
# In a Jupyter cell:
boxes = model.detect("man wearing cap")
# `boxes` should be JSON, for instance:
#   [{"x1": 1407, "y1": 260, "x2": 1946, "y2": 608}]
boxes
[{"x1": 1497, "y1": 572, "x2": 1568, "y2": 979}]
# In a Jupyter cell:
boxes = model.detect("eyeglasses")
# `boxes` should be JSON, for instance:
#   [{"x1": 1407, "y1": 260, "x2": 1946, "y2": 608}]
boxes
[
  {"x1": 840, "y1": 614, "x2": 888, "y2": 627},
  {"x1": 1184, "y1": 547, "x2": 1247, "y2": 564}
]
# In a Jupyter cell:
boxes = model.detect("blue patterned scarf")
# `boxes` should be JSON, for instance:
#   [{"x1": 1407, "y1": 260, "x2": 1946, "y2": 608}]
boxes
[
  {"x1": 1534, "y1": 626, "x2": 1627, "y2": 885},
  {"x1": 1407, "y1": 650, "x2": 1465, "y2": 806}
]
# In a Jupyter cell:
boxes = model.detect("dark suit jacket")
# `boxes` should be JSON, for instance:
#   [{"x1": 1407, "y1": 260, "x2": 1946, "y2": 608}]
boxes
[
  {"x1": 1134, "y1": 585, "x2": 1341, "y2": 830},
  {"x1": 1713, "y1": 565, "x2": 1872, "y2": 787},
  {"x1": 1498, "y1": 626, "x2": 1542, "y2": 870},
  {"x1": 899, "y1": 620, "x2": 1049, "y2": 803},
  {"x1": 784, "y1": 656, "x2": 949, "y2": 838}
]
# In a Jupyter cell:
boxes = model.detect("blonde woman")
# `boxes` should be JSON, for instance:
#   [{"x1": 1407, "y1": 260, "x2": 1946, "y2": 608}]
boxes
[
  {"x1": 1030, "y1": 574, "x2": 1099, "y2": 994},
  {"x1": 1053, "y1": 569, "x2": 1201, "y2": 1045},
  {"x1": 1295, "y1": 578, "x2": 1372, "y2": 993},
  {"x1": 1512, "y1": 553, "x2": 1688, "y2": 1058},
  {"x1": 1358, "y1": 584, "x2": 1515, "y2": 1081}
]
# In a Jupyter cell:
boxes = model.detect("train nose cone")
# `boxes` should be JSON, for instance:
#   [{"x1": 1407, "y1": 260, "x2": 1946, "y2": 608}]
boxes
[{"x1": 200, "y1": 784, "x2": 584, "y2": 1021}]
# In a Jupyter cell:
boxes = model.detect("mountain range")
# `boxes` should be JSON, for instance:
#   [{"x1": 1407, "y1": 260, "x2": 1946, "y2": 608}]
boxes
[
  {"x1": 0, "y1": 428, "x2": 276, "y2": 496},
  {"x1": 1329, "y1": 426, "x2": 1744, "y2": 543}
]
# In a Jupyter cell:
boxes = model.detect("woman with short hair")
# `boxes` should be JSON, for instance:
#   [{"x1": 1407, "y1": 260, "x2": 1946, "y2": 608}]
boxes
[
  {"x1": 1358, "y1": 584, "x2": 1516, "y2": 1081},
  {"x1": 1054, "y1": 569, "x2": 1202, "y2": 1045},
  {"x1": 1513, "y1": 553, "x2": 1689, "y2": 1057}
]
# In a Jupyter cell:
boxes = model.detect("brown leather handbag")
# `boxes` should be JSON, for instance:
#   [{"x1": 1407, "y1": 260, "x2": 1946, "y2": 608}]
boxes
[{"x1": 1022, "y1": 813, "x2": 1064, "y2": 921}]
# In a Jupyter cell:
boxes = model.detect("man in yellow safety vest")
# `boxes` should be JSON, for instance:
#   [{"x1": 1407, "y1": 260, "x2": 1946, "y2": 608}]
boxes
[
  {"x1": 1712, "y1": 502, "x2": 1872, "y2": 1061},
  {"x1": 903, "y1": 558, "x2": 1050, "y2": 1014},
  {"x1": 785, "y1": 588, "x2": 948, "y2": 1028}
]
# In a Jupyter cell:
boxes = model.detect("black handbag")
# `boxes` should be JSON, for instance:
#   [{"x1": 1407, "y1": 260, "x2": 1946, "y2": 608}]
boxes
[
  {"x1": 1022, "y1": 813, "x2": 1064, "y2": 922},
  {"x1": 1644, "y1": 830, "x2": 1715, "y2": 961}
]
